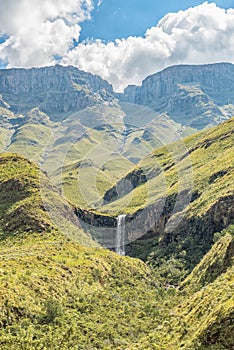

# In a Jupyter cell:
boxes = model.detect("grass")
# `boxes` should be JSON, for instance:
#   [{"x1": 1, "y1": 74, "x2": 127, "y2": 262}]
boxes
[
  {"x1": 101, "y1": 118, "x2": 233, "y2": 214},
  {"x1": 0, "y1": 234, "x2": 173, "y2": 350},
  {"x1": 0, "y1": 151, "x2": 233, "y2": 348},
  {"x1": 95, "y1": 118, "x2": 234, "y2": 282},
  {"x1": 0, "y1": 100, "x2": 197, "y2": 212},
  {"x1": 129, "y1": 225, "x2": 234, "y2": 350},
  {"x1": 0, "y1": 153, "x2": 176, "y2": 349},
  {"x1": 8, "y1": 123, "x2": 52, "y2": 163},
  {"x1": 0, "y1": 153, "x2": 94, "y2": 247}
]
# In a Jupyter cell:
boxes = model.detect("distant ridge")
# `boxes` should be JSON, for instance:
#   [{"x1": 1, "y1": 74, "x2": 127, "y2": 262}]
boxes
[{"x1": 121, "y1": 62, "x2": 234, "y2": 128}]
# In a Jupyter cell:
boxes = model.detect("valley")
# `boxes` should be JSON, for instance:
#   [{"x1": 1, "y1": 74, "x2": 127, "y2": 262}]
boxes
[
  {"x1": 1, "y1": 63, "x2": 234, "y2": 212},
  {"x1": 0, "y1": 63, "x2": 233, "y2": 349}
]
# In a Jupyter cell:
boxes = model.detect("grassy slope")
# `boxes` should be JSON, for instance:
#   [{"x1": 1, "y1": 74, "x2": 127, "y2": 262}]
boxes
[
  {"x1": 130, "y1": 225, "x2": 234, "y2": 350},
  {"x1": 60, "y1": 157, "x2": 133, "y2": 209},
  {"x1": 0, "y1": 103, "x2": 197, "y2": 210},
  {"x1": 0, "y1": 236, "x2": 168, "y2": 350},
  {"x1": 0, "y1": 105, "x2": 137, "y2": 209},
  {"x1": 100, "y1": 118, "x2": 234, "y2": 215},
  {"x1": 0, "y1": 153, "x2": 175, "y2": 349},
  {"x1": 0, "y1": 107, "x2": 16, "y2": 151},
  {"x1": 181, "y1": 226, "x2": 234, "y2": 292},
  {"x1": 174, "y1": 225, "x2": 234, "y2": 350},
  {"x1": 0, "y1": 153, "x2": 94, "y2": 246},
  {"x1": 98, "y1": 118, "x2": 234, "y2": 278},
  {"x1": 0, "y1": 154, "x2": 233, "y2": 349},
  {"x1": 48, "y1": 107, "x2": 196, "y2": 209}
]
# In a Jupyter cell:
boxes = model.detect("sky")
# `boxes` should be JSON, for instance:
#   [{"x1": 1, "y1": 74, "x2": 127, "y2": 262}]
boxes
[
  {"x1": 81, "y1": 0, "x2": 234, "y2": 41},
  {"x1": 0, "y1": 0, "x2": 234, "y2": 91}
]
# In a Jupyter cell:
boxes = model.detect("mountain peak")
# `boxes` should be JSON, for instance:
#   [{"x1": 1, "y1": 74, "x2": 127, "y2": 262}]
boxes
[
  {"x1": 121, "y1": 62, "x2": 234, "y2": 129},
  {"x1": 0, "y1": 65, "x2": 114, "y2": 118}
]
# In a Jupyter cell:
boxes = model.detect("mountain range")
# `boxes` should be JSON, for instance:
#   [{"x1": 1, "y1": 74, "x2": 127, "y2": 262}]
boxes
[
  {"x1": 0, "y1": 62, "x2": 233, "y2": 349},
  {"x1": 121, "y1": 62, "x2": 234, "y2": 129},
  {"x1": 0, "y1": 62, "x2": 234, "y2": 209}
]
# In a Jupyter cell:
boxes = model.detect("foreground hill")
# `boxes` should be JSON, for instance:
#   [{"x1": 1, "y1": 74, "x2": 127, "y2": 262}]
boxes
[
  {"x1": 132, "y1": 224, "x2": 234, "y2": 350},
  {"x1": 0, "y1": 154, "x2": 233, "y2": 349},
  {"x1": 0, "y1": 153, "x2": 94, "y2": 246},
  {"x1": 0, "y1": 153, "x2": 172, "y2": 349}
]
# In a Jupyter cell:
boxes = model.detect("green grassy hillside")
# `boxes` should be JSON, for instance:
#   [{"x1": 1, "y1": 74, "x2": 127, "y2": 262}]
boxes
[
  {"x1": 98, "y1": 118, "x2": 234, "y2": 279},
  {"x1": 0, "y1": 236, "x2": 168, "y2": 350},
  {"x1": 0, "y1": 153, "x2": 94, "y2": 246},
  {"x1": 0, "y1": 151, "x2": 233, "y2": 349},
  {"x1": 101, "y1": 118, "x2": 234, "y2": 214},
  {"x1": 132, "y1": 225, "x2": 234, "y2": 350},
  {"x1": 0, "y1": 153, "x2": 173, "y2": 349},
  {"x1": 0, "y1": 100, "x2": 197, "y2": 210},
  {"x1": 181, "y1": 225, "x2": 234, "y2": 292}
]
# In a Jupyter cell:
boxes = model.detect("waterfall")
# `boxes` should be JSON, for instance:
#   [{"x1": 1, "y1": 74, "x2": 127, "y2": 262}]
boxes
[{"x1": 116, "y1": 215, "x2": 126, "y2": 256}]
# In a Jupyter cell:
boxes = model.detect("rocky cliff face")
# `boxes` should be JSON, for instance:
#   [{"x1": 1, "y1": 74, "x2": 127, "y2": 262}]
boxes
[
  {"x1": 1, "y1": 63, "x2": 234, "y2": 128},
  {"x1": 74, "y1": 191, "x2": 234, "y2": 266},
  {"x1": 127, "y1": 194, "x2": 234, "y2": 265},
  {"x1": 121, "y1": 63, "x2": 234, "y2": 129},
  {"x1": 0, "y1": 65, "x2": 115, "y2": 118}
]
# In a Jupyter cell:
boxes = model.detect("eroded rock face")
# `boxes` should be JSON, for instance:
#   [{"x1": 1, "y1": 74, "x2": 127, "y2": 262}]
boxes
[
  {"x1": 75, "y1": 208, "x2": 117, "y2": 228},
  {"x1": 1, "y1": 63, "x2": 234, "y2": 128},
  {"x1": 75, "y1": 192, "x2": 234, "y2": 266},
  {"x1": 103, "y1": 167, "x2": 148, "y2": 204},
  {"x1": 75, "y1": 208, "x2": 118, "y2": 249},
  {"x1": 121, "y1": 63, "x2": 234, "y2": 129},
  {"x1": 0, "y1": 65, "x2": 114, "y2": 118},
  {"x1": 125, "y1": 193, "x2": 234, "y2": 268}
]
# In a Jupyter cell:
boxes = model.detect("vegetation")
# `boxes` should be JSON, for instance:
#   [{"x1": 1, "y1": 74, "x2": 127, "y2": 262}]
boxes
[
  {"x1": 98, "y1": 118, "x2": 234, "y2": 281},
  {"x1": 133, "y1": 225, "x2": 234, "y2": 350},
  {"x1": 100, "y1": 118, "x2": 234, "y2": 215},
  {"x1": 0, "y1": 234, "x2": 172, "y2": 349},
  {"x1": 0, "y1": 153, "x2": 176, "y2": 349},
  {"x1": 0, "y1": 100, "x2": 197, "y2": 211},
  {"x1": 0, "y1": 118, "x2": 233, "y2": 348},
  {"x1": 0, "y1": 153, "x2": 94, "y2": 246}
]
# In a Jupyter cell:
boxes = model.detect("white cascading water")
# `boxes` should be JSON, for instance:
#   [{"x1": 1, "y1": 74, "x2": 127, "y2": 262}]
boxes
[{"x1": 116, "y1": 215, "x2": 126, "y2": 256}]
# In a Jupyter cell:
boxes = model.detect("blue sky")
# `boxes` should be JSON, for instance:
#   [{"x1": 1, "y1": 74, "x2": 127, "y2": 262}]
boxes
[
  {"x1": 80, "y1": 0, "x2": 234, "y2": 41},
  {"x1": 0, "y1": 0, "x2": 234, "y2": 90}
]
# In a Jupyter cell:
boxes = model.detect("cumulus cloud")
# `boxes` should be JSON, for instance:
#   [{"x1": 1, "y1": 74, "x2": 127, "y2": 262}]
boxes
[
  {"x1": 0, "y1": 2, "x2": 234, "y2": 91},
  {"x1": 0, "y1": 0, "x2": 93, "y2": 67},
  {"x1": 62, "y1": 2, "x2": 234, "y2": 91}
]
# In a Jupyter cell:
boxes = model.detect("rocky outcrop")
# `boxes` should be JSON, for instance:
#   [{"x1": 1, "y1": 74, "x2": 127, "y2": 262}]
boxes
[
  {"x1": 103, "y1": 167, "x2": 148, "y2": 203},
  {"x1": 126, "y1": 193, "x2": 234, "y2": 269},
  {"x1": 0, "y1": 65, "x2": 115, "y2": 117},
  {"x1": 138, "y1": 63, "x2": 234, "y2": 104},
  {"x1": 75, "y1": 190, "x2": 234, "y2": 263},
  {"x1": 121, "y1": 63, "x2": 234, "y2": 129},
  {"x1": 75, "y1": 208, "x2": 117, "y2": 228},
  {"x1": 75, "y1": 208, "x2": 118, "y2": 249},
  {"x1": 119, "y1": 85, "x2": 138, "y2": 104},
  {"x1": 1, "y1": 63, "x2": 234, "y2": 129}
]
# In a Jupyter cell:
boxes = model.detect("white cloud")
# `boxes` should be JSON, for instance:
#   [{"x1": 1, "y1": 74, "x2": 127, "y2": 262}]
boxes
[
  {"x1": 0, "y1": 2, "x2": 234, "y2": 91},
  {"x1": 62, "y1": 2, "x2": 234, "y2": 91},
  {"x1": 0, "y1": 0, "x2": 93, "y2": 67}
]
